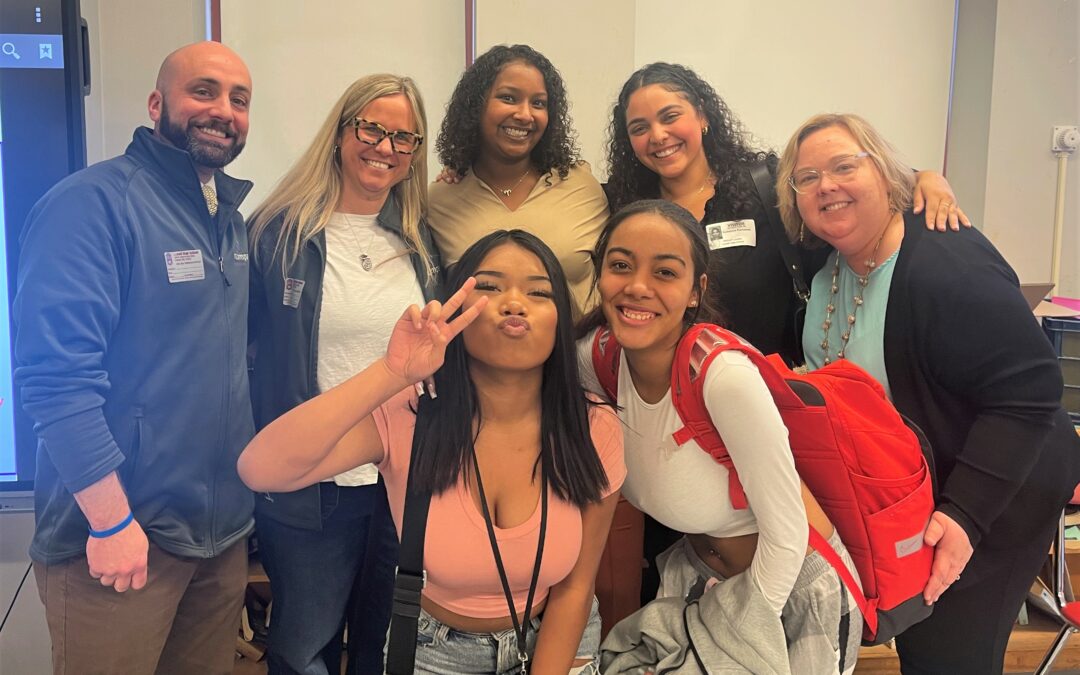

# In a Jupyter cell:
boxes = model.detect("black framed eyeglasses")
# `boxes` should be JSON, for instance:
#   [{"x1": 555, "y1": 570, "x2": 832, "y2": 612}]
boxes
[{"x1": 343, "y1": 118, "x2": 424, "y2": 154}]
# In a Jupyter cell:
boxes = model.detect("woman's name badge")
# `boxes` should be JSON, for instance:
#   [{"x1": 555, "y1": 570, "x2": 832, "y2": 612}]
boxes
[
  {"x1": 282, "y1": 278, "x2": 305, "y2": 308},
  {"x1": 705, "y1": 219, "x2": 757, "y2": 250}
]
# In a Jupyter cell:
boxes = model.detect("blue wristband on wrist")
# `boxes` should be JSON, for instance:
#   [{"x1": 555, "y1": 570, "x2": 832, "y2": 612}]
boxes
[{"x1": 88, "y1": 511, "x2": 135, "y2": 538}]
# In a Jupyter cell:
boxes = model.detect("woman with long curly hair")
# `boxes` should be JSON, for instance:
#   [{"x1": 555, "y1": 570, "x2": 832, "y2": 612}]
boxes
[
  {"x1": 605, "y1": 62, "x2": 969, "y2": 607},
  {"x1": 429, "y1": 44, "x2": 609, "y2": 317},
  {"x1": 606, "y1": 62, "x2": 967, "y2": 364}
]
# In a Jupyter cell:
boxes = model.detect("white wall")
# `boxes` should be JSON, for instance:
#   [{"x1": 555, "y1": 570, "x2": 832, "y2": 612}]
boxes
[
  {"x1": 946, "y1": 0, "x2": 997, "y2": 231},
  {"x1": 82, "y1": 0, "x2": 206, "y2": 164},
  {"x1": 633, "y1": 0, "x2": 955, "y2": 171},
  {"x1": 476, "y1": 1, "x2": 955, "y2": 178},
  {"x1": 476, "y1": 0, "x2": 1078, "y2": 296},
  {"x1": 71, "y1": 0, "x2": 1078, "y2": 297},
  {"x1": 474, "y1": 0, "x2": 635, "y2": 176},
  {"x1": 220, "y1": 0, "x2": 465, "y2": 213},
  {"x1": 979, "y1": 0, "x2": 1080, "y2": 296}
]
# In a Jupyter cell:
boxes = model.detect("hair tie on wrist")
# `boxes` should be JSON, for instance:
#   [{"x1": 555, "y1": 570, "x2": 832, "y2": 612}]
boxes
[{"x1": 88, "y1": 512, "x2": 135, "y2": 538}]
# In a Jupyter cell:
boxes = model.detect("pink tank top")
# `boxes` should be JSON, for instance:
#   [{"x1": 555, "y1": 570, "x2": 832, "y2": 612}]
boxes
[{"x1": 374, "y1": 389, "x2": 625, "y2": 618}]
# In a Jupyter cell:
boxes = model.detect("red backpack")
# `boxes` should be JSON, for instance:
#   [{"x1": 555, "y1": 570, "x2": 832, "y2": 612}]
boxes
[{"x1": 592, "y1": 323, "x2": 937, "y2": 645}]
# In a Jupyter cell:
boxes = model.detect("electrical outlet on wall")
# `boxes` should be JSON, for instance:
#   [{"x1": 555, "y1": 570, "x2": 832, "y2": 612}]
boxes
[{"x1": 1052, "y1": 126, "x2": 1080, "y2": 154}]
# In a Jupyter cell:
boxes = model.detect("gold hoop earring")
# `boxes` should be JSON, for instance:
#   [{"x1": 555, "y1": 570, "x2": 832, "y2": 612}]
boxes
[{"x1": 702, "y1": 125, "x2": 709, "y2": 136}]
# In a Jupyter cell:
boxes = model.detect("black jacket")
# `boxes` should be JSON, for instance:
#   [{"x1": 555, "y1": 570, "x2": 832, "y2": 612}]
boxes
[
  {"x1": 884, "y1": 211, "x2": 1080, "y2": 550},
  {"x1": 248, "y1": 199, "x2": 441, "y2": 529}
]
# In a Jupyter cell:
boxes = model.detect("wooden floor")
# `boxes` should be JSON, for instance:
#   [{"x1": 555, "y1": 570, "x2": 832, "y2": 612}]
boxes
[
  {"x1": 232, "y1": 612, "x2": 1080, "y2": 674},
  {"x1": 854, "y1": 612, "x2": 1080, "y2": 674}
]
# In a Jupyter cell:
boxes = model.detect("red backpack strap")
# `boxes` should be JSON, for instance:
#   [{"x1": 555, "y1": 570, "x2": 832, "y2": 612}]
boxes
[
  {"x1": 808, "y1": 526, "x2": 877, "y2": 637},
  {"x1": 669, "y1": 324, "x2": 753, "y2": 509},
  {"x1": 591, "y1": 326, "x2": 620, "y2": 401}
]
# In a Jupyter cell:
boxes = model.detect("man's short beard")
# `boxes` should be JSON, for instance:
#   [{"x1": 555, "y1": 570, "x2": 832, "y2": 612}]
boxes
[{"x1": 157, "y1": 97, "x2": 245, "y2": 170}]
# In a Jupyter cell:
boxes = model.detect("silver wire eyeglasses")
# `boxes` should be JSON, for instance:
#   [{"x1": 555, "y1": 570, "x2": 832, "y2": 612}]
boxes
[
  {"x1": 343, "y1": 118, "x2": 424, "y2": 154},
  {"x1": 789, "y1": 152, "x2": 870, "y2": 193}
]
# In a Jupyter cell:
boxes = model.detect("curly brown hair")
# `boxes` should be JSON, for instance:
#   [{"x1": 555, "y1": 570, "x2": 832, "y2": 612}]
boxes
[
  {"x1": 605, "y1": 62, "x2": 766, "y2": 217},
  {"x1": 436, "y1": 44, "x2": 579, "y2": 180}
]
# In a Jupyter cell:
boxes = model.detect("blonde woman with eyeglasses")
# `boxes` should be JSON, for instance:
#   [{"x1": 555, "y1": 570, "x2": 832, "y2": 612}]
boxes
[
  {"x1": 777, "y1": 112, "x2": 1080, "y2": 674},
  {"x1": 246, "y1": 74, "x2": 441, "y2": 675}
]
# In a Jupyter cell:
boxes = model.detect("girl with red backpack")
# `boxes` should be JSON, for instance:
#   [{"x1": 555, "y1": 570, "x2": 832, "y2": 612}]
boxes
[{"x1": 578, "y1": 199, "x2": 862, "y2": 673}]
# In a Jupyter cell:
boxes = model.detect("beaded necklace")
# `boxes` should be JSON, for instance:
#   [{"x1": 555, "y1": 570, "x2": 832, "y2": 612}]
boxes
[{"x1": 819, "y1": 223, "x2": 891, "y2": 365}]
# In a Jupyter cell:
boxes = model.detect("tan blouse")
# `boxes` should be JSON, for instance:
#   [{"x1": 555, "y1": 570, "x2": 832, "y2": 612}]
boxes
[{"x1": 428, "y1": 162, "x2": 609, "y2": 316}]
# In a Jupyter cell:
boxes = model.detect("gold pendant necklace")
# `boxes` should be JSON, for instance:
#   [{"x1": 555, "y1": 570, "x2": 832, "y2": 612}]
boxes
[
  {"x1": 661, "y1": 173, "x2": 714, "y2": 202},
  {"x1": 495, "y1": 168, "x2": 531, "y2": 198}
]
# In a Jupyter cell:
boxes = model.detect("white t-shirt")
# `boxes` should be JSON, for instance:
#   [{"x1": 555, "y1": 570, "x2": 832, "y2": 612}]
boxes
[
  {"x1": 578, "y1": 331, "x2": 808, "y2": 613},
  {"x1": 319, "y1": 211, "x2": 424, "y2": 486}
]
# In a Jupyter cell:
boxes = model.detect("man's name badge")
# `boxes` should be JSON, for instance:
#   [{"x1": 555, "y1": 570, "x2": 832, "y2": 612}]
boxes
[
  {"x1": 164, "y1": 250, "x2": 205, "y2": 283},
  {"x1": 704, "y1": 219, "x2": 757, "y2": 250}
]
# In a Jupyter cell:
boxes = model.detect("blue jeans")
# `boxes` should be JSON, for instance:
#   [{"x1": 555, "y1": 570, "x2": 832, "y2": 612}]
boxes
[
  {"x1": 257, "y1": 480, "x2": 399, "y2": 675},
  {"x1": 410, "y1": 596, "x2": 602, "y2": 674}
]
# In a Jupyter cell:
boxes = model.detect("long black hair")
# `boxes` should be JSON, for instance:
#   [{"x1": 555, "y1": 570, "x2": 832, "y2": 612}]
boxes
[
  {"x1": 605, "y1": 62, "x2": 766, "y2": 215},
  {"x1": 410, "y1": 230, "x2": 608, "y2": 507},
  {"x1": 578, "y1": 199, "x2": 723, "y2": 338},
  {"x1": 436, "y1": 44, "x2": 579, "y2": 180}
]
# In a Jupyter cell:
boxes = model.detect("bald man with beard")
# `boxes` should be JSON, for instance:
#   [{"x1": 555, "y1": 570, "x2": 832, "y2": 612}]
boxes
[{"x1": 14, "y1": 41, "x2": 256, "y2": 675}]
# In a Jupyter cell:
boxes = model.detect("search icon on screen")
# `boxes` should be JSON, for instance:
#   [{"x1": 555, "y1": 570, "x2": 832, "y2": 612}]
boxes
[{"x1": 1, "y1": 42, "x2": 20, "y2": 60}]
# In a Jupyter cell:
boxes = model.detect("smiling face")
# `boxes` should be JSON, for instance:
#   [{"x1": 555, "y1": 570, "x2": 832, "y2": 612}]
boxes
[
  {"x1": 149, "y1": 42, "x2": 252, "y2": 180},
  {"x1": 479, "y1": 61, "x2": 549, "y2": 165},
  {"x1": 597, "y1": 212, "x2": 705, "y2": 354},
  {"x1": 337, "y1": 93, "x2": 417, "y2": 214},
  {"x1": 793, "y1": 125, "x2": 893, "y2": 256},
  {"x1": 624, "y1": 84, "x2": 709, "y2": 182},
  {"x1": 461, "y1": 243, "x2": 559, "y2": 373}
]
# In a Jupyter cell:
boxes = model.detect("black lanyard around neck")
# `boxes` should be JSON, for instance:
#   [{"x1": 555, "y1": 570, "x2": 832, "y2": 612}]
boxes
[{"x1": 470, "y1": 448, "x2": 549, "y2": 674}]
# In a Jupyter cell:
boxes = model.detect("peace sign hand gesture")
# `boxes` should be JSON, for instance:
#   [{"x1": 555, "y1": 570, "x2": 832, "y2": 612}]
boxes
[{"x1": 383, "y1": 277, "x2": 487, "y2": 386}]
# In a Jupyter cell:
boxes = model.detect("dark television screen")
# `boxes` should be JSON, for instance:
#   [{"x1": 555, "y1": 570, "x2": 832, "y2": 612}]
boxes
[{"x1": 0, "y1": 0, "x2": 87, "y2": 491}]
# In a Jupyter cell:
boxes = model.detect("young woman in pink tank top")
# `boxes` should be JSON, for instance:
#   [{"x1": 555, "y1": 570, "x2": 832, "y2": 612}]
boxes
[{"x1": 239, "y1": 230, "x2": 625, "y2": 675}]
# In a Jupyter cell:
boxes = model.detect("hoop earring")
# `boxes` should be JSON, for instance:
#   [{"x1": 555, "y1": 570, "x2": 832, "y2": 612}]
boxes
[
  {"x1": 702, "y1": 125, "x2": 709, "y2": 136},
  {"x1": 333, "y1": 145, "x2": 341, "y2": 165},
  {"x1": 405, "y1": 165, "x2": 415, "y2": 181}
]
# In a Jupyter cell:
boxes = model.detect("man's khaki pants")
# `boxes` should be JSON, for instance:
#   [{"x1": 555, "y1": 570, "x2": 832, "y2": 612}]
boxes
[{"x1": 34, "y1": 539, "x2": 248, "y2": 675}]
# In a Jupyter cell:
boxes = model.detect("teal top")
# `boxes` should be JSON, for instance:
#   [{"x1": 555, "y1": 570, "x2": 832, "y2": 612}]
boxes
[{"x1": 803, "y1": 247, "x2": 900, "y2": 397}]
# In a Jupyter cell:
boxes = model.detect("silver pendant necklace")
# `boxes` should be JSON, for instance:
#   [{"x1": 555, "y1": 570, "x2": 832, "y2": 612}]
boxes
[{"x1": 342, "y1": 214, "x2": 377, "y2": 272}]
